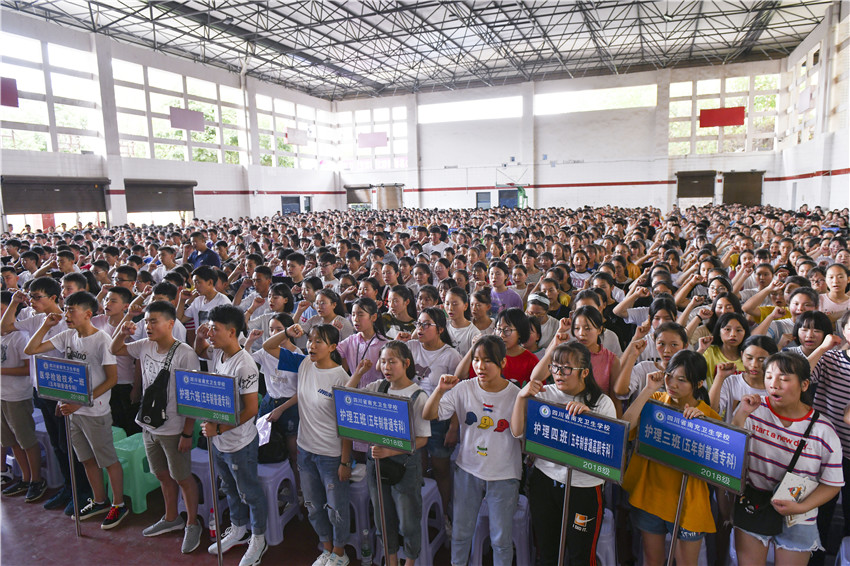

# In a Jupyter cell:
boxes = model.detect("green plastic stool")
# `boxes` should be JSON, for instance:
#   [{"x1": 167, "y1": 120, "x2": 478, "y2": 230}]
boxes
[
  {"x1": 112, "y1": 427, "x2": 127, "y2": 444},
  {"x1": 104, "y1": 433, "x2": 160, "y2": 514}
]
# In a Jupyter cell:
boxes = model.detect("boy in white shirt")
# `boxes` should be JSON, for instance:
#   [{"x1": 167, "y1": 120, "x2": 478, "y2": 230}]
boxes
[
  {"x1": 24, "y1": 291, "x2": 127, "y2": 530},
  {"x1": 178, "y1": 265, "x2": 231, "y2": 346}
]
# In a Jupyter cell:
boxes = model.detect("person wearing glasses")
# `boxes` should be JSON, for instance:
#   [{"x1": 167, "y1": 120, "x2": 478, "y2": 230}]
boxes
[
  {"x1": 511, "y1": 321, "x2": 616, "y2": 566},
  {"x1": 401, "y1": 307, "x2": 462, "y2": 539},
  {"x1": 621, "y1": 350, "x2": 720, "y2": 566}
]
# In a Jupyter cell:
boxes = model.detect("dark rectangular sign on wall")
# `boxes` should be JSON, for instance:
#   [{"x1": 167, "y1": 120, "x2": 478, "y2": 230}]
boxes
[{"x1": 0, "y1": 176, "x2": 108, "y2": 214}]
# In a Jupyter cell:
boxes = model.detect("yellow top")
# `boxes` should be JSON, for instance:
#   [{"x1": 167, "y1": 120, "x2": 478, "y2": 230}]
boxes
[
  {"x1": 703, "y1": 345, "x2": 745, "y2": 388},
  {"x1": 622, "y1": 392, "x2": 720, "y2": 534}
]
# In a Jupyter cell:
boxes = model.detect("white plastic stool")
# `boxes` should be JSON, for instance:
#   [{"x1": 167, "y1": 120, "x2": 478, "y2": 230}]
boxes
[
  {"x1": 469, "y1": 494, "x2": 534, "y2": 566},
  {"x1": 373, "y1": 478, "x2": 447, "y2": 566},
  {"x1": 7, "y1": 422, "x2": 63, "y2": 488},
  {"x1": 257, "y1": 460, "x2": 301, "y2": 547},
  {"x1": 346, "y1": 476, "x2": 372, "y2": 559},
  {"x1": 596, "y1": 509, "x2": 616, "y2": 566},
  {"x1": 177, "y1": 448, "x2": 227, "y2": 525},
  {"x1": 728, "y1": 530, "x2": 775, "y2": 566},
  {"x1": 836, "y1": 536, "x2": 850, "y2": 566}
]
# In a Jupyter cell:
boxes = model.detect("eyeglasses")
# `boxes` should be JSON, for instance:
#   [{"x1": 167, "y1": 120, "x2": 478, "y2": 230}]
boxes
[
  {"x1": 495, "y1": 327, "x2": 515, "y2": 336},
  {"x1": 320, "y1": 263, "x2": 333, "y2": 268},
  {"x1": 414, "y1": 322, "x2": 435, "y2": 330},
  {"x1": 29, "y1": 294, "x2": 47, "y2": 301},
  {"x1": 114, "y1": 278, "x2": 134, "y2": 283},
  {"x1": 549, "y1": 364, "x2": 584, "y2": 376}
]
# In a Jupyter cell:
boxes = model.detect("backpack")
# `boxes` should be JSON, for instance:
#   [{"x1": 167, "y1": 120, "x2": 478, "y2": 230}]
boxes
[{"x1": 137, "y1": 341, "x2": 180, "y2": 429}]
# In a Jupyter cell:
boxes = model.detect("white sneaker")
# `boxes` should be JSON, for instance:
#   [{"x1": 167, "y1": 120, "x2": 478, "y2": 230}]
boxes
[
  {"x1": 311, "y1": 550, "x2": 333, "y2": 566},
  {"x1": 207, "y1": 525, "x2": 250, "y2": 554},
  {"x1": 326, "y1": 552, "x2": 350, "y2": 566},
  {"x1": 238, "y1": 534, "x2": 268, "y2": 566}
]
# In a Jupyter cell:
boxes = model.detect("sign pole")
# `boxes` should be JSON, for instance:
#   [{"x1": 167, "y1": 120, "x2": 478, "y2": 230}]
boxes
[
  {"x1": 65, "y1": 415, "x2": 81, "y2": 537},
  {"x1": 373, "y1": 458, "x2": 391, "y2": 566},
  {"x1": 208, "y1": 442, "x2": 223, "y2": 566},
  {"x1": 556, "y1": 467, "x2": 573, "y2": 566},
  {"x1": 665, "y1": 474, "x2": 689, "y2": 566}
]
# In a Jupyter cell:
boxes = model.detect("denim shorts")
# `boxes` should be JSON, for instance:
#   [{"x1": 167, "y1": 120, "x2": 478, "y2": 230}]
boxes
[
  {"x1": 425, "y1": 419, "x2": 453, "y2": 459},
  {"x1": 631, "y1": 507, "x2": 706, "y2": 541},
  {"x1": 736, "y1": 521, "x2": 822, "y2": 553}
]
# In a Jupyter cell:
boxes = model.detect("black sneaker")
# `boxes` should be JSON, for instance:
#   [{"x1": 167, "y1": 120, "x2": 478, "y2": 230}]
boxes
[
  {"x1": 100, "y1": 505, "x2": 129, "y2": 530},
  {"x1": 44, "y1": 486, "x2": 72, "y2": 510},
  {"x1": 76, "y1": 498, "x2": 111, "y2": 521},
  {"x1": 25, "y1": 479, "x2": 48, "y2": 503},
  {"x1": 2, "y1": 481, "x2": 29, "y2": 496}
]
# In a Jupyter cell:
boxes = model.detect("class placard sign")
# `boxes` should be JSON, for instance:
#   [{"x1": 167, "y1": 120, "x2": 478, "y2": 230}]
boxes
[
  {"x1": 333, "y1": 386, "x2": 415, "y2": 454},
  {"x1": 523, "y1": 397, "x2": 629, "y2": 483},
  {"x1": 175, "y1": 369, "x2": 240, "y2": 426},
  {"x1": 636, "y1": 399, "x2": 750, "y2": 493},
  {"x1": 35, "y1": 356, "x2": 92, "y2": 406}
]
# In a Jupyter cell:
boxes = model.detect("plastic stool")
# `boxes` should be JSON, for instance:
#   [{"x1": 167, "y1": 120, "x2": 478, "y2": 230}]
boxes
[
  {"x1": 107, "y1": 433, "x2": 160, "y2": 513},
  {"x1": 596, "y1": 509, "x2": 616, "y2": 565},
  {"x1": 32, "y1": 408, "x2": 44, "y2": 426},
  {"x1": 469, "y1": 494, "x2": 534, "y2": 566},
  {"x1": 257, "y1": 460, "x2": 301, "y2": 547},
  {"x1": 177, "y1": 447, "x2": 227, "y2": 524},
  {"x1": 112, "y1": 427, "x2": 127, "y2": 444},
  {"x1": 373, "y1": 478, "x2": 446, "y2": 566},
  {"x1": 347, "y1": 477, "x2": 372, "y2": 559},
  {"x1": 728, "y1": 530, "x2": 775, "y2": 566},
  {"x1": 836, "y1": 537, "x2": 850, "y2": 566},
  {"x1": 11, "y1": 422, "x2": 66, "y2": 488}
]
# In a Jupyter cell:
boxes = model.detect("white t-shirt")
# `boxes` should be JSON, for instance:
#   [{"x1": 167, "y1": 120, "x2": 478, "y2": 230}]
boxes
[
  {"x1": 524, "y1": 385, "x2": 616, "y2": 488},
  {"x1": 1, "y1": 331, "x2": 31, "y2": 401},
  {"x1": 252, "y1": 349, "x2": 297, "y2": 398},
  {"x1": 14, "y1": 313, "x2": 68, "y2": 387},
  {"x1": 49, "y1": 328, "x2": 117, "y2": 417},
  {"x1": 91, "y1": 315, "x2": 136, "y2": 385},
  {"x1": 437, "y1": 378, "x2": 522, "y2": 481},
  {"x1": 408, "y1": 341, "x2": 462, "y2": 396},
  {"x1": 447, "y1": 323, "x2": 481, "y2": 357},
  {"x1": 185, "y1": 292, "x2": 231, "y2": 329},
  {"x1": 125, "y1": 339, "x2": 200, "y2": 435},
  {"x1": 207, "y1": 348, "x2": 259, "y2": 453},
  {"x1": 717, "y1": 373, "x2": 766, "y2": 423},
  {"x1": 278, "y1": 349, "x2": 349, "y2": 457},
  {"x1": 132, "y1": 316, "x2": 187, "y2": 344},
  {"x1": 364, "y1": 380, "x2": 431, "y2": 440},
  {"x1": 619, "y1": 360, "x2": 664, "y2": 400},
  {"x1": 238, "y1": 292, "x2": 270, "y2": 319}
]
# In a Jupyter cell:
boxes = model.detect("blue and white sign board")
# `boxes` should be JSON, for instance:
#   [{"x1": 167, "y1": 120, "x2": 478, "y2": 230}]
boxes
[
  {"x1": 524, "y1": 397, "x2": 629, "y2": 483},
  {"x1": 175, "y1": 369, "x2": 240, "y2": 426},
  {"x1": 636, "y1": 399, "x2": 750, "y2": 493},
  {"x1": 333, "y1": 386, "x2": 415, "y2": 454},
  {"x1": 35, "y1": 356, "x2": 92, "y2": 406}
]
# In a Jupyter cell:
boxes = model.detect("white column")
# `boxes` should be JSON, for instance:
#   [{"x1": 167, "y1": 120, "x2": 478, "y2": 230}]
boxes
[{"x1": 93, "y1": 34, "x2": 127, "y2": 226}]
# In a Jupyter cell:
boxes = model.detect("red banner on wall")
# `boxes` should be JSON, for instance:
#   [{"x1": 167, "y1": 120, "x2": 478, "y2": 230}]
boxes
[{"x1": 699, "y1": 107, "x2": 745, "y2": 128}]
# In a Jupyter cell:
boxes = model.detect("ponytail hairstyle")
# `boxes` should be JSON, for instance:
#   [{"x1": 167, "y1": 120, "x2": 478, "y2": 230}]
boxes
[
  {"x1": 570, "y1": 305, "x2": 605, "y2": 345},
  {"x1": 352, "y1": 297, "x2": 388, "y2": 339},
  {"x1": 417, "y1": 285, "x2": 441, "y2": 310},
  {"x1": 309, "y1": 324, "x2": 343, "y2": 366},
  {"x1": 390, "y1": 284, "x2": 417, "y2": 319},
  {"x1": 551, "y1": 341, "x2": 603, "y2": 408},
  {"x1": 379, "y1": 340, "x2": 416, "y2": 381},
  {"x1": 413, "y1": 262, "x2": 433, "y2": 285},
  {"x1": 446, "y1": 286, "x2": 472, "y2": 320},
  {"x1": 271, "y1": 311, "x2": 295, "y2": 328},
  {"x1": 316, "y1": 288, "x2": 347, "y2": 317},
  {"x1": 421, "y1": 306, "x2": 453, "y2": 348},
  {"x1": 665, "y1": 349, "x2": 709, "y2": 403}
]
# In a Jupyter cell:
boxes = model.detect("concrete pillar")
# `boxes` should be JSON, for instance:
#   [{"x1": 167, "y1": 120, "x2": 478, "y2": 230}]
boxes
[{"x1": 93, "y1": 34, "x2": 127, "y2": 226}]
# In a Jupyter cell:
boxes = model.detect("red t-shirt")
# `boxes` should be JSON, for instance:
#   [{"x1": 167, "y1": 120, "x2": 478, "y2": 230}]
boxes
[{"x1": 468, "y1": 348, "x2": 539, "y2": 388}]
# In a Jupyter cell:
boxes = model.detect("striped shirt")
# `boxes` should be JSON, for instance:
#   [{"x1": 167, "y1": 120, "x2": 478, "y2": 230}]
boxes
[
  {"x1": 812, "y1": 350, "x2": 850, "y2": 460},
  {"x1": 744, "y1": 399, "x2": 843, "y2": 524}
]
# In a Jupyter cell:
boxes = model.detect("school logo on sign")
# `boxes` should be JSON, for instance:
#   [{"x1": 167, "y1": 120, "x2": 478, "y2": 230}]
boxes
[
  {"x1": 539, "y1": 404, "x2": 551, "y2": 418},
  {"x1": 344, "y1": 395, "x2": 352, "y2": 405},
  {"x1": 183, "y1": 375, "x2": 189, "y2": 384},
  {"x1": 654, "y1": 410, "x2": 665, "y2": 423}
]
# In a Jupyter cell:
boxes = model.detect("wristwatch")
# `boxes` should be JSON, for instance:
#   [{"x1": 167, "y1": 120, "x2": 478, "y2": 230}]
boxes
[{"x1": 340, "y1": 461, "x2": 351, "y2": 468}]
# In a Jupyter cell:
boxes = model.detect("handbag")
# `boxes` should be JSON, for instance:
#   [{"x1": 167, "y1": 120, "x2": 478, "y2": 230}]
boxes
[
  {"x1": 136, "y1": 341, "x2": 180, "y2": 429},
  {"x1": 733, "y1": 411, "x2": 820, "y2": 536}
]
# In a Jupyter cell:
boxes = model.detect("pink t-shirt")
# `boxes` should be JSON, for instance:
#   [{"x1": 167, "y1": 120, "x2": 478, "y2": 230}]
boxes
[{"x1": 590, "y1": 347, "x2": 616, "y2": 394}]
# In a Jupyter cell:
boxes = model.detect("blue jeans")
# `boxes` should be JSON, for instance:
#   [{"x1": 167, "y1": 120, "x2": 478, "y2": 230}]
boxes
[
  {"x1": 298, "y1": 448, "x2": 351, "y2": 548},
  {"x1": 212, "y1": 435, "x2": 267, "y2": 535},
  {"x1": 366, "y1": 452, "x2": 424, "y2": 559},
  {"x1": 451, "y1": 466, "x2": 519, "y2": 566}
]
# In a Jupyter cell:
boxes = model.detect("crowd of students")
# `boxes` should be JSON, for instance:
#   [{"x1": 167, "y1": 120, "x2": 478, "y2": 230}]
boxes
[{"x1": 1, "y1": 202, "x2": 849, "y2": 566}]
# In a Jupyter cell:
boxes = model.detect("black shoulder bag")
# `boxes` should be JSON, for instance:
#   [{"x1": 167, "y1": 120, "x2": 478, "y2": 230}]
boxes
[
  {"x1": 375, "y1": 380, "x2": 423, "y2": 486},
  {"x1": 137, "y1": 341, "x2": 180, "y2": 429},
  {"x1": 733, "y1": 411, "x2": 820, "y2": 536}
]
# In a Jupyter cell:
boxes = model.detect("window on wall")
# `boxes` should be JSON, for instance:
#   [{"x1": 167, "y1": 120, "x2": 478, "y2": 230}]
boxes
[
  {"x1": 112, "y1": 59, "x2": 248, "y2": 163},
  {"x1": 782, "y1": 43, "x2": 822, "y2": 146},
  {"x1": 256, "y1": 94, "x2": 327, "y2": 170},
  {"x1": 418, "y1": 96, "x2": 522, "y2": 124},
  {"x1": 668, "y1": 73, "x2": 779, "y2": 156},
  {"x1": 534, "y1": 84, "x2": 657, "y2": 115},
  {"x1": 338, "y1": 105, "x2": 407, "y2": 171},
  {"x1": 1, "y1": 33, "x2": 106, "y2": 154},
  {"x1": 829, "y1": 17, "x2": 849, "y2": 133}
]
